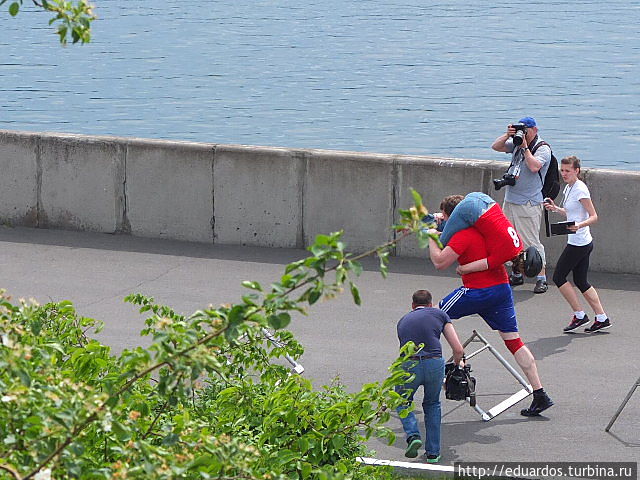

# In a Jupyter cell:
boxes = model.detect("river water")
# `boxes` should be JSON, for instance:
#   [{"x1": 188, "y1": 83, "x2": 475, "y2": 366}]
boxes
[{"x1": 1, "y1": 0, "x2": 639, "y2": 169}]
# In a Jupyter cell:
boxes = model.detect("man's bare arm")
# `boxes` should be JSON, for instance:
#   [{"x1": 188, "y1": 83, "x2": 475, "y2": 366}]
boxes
[
  {"x1": 492, "y1": 132, "x2": 510, "y2": 152},
  {"x1": 456, "y1": 258, "x2": 489, "y2": 275},
  {"x1": 428, "y1": 236, "x2": 459, "y2": 270},
  {"x1": 443, "y1": 323, "x2": 464, "y2": 365}
]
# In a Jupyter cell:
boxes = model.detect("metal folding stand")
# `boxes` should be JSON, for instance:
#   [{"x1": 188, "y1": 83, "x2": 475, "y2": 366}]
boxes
[
  {"x1": 262, "y1": 328, "x2": 305, "y2": 374},
  {"x1": 451, "y1": 330, "x2": 532, "y2": 421},
  {"x1": 605, "y1": 376, "x2": 640, "y2": 432}
]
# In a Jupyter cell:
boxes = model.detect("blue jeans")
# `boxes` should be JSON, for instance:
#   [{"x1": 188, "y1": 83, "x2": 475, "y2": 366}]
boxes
[
  {"x1": 439, "y1": 192, "x2": 495, "y2": 246},
  {"x1": 395, "y1": 357, "x2": 445, "y2": 456}
]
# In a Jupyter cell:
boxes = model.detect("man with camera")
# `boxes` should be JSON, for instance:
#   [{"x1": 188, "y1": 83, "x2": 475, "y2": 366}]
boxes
[{"x1": 492, "y1": 116, "x2": 551, "y2": 293}]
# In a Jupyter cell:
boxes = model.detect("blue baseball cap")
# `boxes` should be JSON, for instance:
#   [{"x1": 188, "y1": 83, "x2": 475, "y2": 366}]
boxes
[{"x1": 518, "y1": 116, "x2": 537, "y2": 128}]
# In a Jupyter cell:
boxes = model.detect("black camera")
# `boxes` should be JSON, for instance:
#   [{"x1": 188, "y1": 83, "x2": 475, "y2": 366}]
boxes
[
  {"x1": 511, "y1": 123, "x2": 527, "y2": 146},
  {"x1": 422, "y1": 213, "x2": 446, "y2": 232},
  {"x1": 445, "y1": 362, "x2": 476, "y2": 406},
  {"x1": 493, "y1": 173, "x2": 517, "y2": 190}
]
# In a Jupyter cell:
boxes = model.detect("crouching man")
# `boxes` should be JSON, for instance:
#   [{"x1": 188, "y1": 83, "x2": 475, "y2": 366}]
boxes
[{"x1": 396, "y1": 289, "x2": 464, "y2": 463}]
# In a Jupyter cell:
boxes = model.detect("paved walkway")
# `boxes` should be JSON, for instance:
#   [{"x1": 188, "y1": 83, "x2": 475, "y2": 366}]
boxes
[{"x1": 1, "y1": 227, "x2": 638, "y2": 466}]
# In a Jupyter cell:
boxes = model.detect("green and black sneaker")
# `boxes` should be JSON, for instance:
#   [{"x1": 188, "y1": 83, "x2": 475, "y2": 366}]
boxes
[{"x1": 404, "y1": 436, "x2": 423, "y2": 458}]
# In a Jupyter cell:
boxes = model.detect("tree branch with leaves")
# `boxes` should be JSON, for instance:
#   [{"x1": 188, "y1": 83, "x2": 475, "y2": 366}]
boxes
[
  {"x1": 0, "y1": 189, "x2": 442, "y2": 480},
  {"x1": 3, "y1": 0, "x2": 95, "y2": 44}
]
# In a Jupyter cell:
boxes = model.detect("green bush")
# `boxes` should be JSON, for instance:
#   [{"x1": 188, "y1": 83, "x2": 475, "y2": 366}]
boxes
[{"x1": 0, "y1": 189, "x2": 436, "y2": 479}]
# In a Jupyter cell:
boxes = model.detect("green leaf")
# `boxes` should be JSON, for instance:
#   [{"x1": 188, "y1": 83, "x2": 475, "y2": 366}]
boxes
[
  {"x1": 315, "y1": 234, "x2": 330, "y2": 245},
  {"x1": 350, "y1": 282, "x2": 361, "y2": 306},
  {"x1": 275, "y1": 449, "x2": 299, "y2": 466},
  {"x1": 284, "y1": 259, "x2": 305, "y2": 274},
  {"x1": 331, "y1": 435, "x2": 345, "y2": 450},
  {"x1": 16, "y1": 369, "x2": 31, "y2": 387},
  {"x1": 416, "y1": 230, "x2": 430, "y2": 249},
  {"x1": 112, "y1": 421, "x2": 132, "y2": 442},
  {"x1": 308, "y1": 289, "x2": 321, "y2": 305},
  {"x1": 309, "y1": 244, "x2": 329, "y2": 256},
  {"x1": 296, "y1": 437, "x2": 309, "y2": 453},
  {"x1": 350, "y1": 260, "x2": 363, "y2": 276},
  {"x1": 241, "y1": 280, "x2": 262, "y2": 291},
  {"x1": 8, "y1": 2, "x2": 19, "y2": 16},
  {"x1": 410, "y1": 188, "x2": 423, "y2": 208},
  {"x1": 301, "y1": 462, "x2": 313, "y2": 479},
  {"x1": 162, "y1": 433, "x2": 180, "y2": 446},
  {"x1": 268, "y1": 312, "x2": 291, "y2": 330},
  {"x1": 227, "y1": 305, "x2": 246, "y2": 326}
]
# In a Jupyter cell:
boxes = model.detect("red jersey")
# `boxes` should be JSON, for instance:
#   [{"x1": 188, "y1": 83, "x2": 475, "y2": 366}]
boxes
[
  {"x1": 474, "y1": 203, "x2": 523, "y2": 268},
  {"x1": 448, "y1": 227, "x2": 509, "y2": 288}
]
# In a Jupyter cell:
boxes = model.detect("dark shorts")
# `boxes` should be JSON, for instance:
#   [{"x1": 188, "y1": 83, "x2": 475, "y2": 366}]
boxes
[{"x1": 439, "y1": 283, "x2": 518, "y2": 333}]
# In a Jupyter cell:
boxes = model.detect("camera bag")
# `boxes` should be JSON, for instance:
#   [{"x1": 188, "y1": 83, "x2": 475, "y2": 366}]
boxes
[{"x1": 444, "y1": 362, "x2": 476, "y2": 406}]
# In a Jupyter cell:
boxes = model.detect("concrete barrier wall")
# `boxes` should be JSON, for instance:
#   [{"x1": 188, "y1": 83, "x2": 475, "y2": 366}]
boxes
[{"x1": 1, "y1": 129, "x2": 639, "y2": 274}]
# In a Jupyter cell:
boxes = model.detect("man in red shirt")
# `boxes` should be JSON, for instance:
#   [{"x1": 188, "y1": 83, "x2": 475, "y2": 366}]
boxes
[
  {"x1": 427, "y1": 195, "x2": 553, "y2": 417},
  {"x1": 437, "y1": 191, "x2": 524, "y2": 272}
]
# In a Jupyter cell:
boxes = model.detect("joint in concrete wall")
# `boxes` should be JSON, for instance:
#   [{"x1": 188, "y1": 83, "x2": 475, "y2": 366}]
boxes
[
  {"x1": 294, "y1": 149, "x2": 307, "y2": 249},
  {"x1": 211, "y1": 144, "x2": 217, "y2": 243},
  {"x1": 35, "y1": 135, "x2": 43, "y2": 228},
  {"x1": 390, "y1": 158, "x2": 399, "y2": 257},
  {"x1": 118, "y1": 143, "x2": 131, "y2": 234}
]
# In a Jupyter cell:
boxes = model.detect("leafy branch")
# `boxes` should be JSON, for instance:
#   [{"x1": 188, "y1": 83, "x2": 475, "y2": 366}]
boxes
[
  {"x1": 2, "y1": 0, "x2": 95, "y2": 44},
  {"x1": 0, "y1": 188, "x2": 439, "y2": 480}
]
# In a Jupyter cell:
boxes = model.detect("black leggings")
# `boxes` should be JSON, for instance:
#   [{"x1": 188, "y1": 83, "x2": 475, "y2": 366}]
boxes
[{"x1": 552, "y1": 242, "x2": 594, "y2": 293}]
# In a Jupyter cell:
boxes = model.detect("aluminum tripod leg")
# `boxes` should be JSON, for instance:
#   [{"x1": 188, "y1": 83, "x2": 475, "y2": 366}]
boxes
[
  {"x1": 262, "y1": 328, "x2": 305, "y2": 374},
  {"x1": 450, "y1": 330, "x2": 532, "y2": 421},
  {"x1": 605, "y1": 376, "x2": 640, "y2": 432}
]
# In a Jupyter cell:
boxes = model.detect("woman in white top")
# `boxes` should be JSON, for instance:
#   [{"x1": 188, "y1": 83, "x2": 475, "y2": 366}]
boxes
[{"x1": 544, "y1": 156, "x2": 611, "y2": 333}]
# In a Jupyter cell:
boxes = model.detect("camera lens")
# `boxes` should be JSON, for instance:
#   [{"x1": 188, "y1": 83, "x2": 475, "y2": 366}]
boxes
[{"x1": 513, "y1": 130, "x2": 525, "y2": 146}]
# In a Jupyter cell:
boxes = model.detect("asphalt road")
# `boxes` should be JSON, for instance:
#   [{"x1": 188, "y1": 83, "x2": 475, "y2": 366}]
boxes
[{"x1": 1, "y1": 226, "x2": 638, "y2": 467}]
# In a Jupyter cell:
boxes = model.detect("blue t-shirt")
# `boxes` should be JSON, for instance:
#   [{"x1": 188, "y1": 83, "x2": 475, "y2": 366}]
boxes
[{"x1": 397, "y1": 306, "x2": 451, "y2": 358}]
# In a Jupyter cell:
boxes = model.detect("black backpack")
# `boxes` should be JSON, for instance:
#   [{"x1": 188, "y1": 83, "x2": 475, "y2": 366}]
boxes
[{"x1": 531, "y1": 141, "x2": 560, "y2": 200}]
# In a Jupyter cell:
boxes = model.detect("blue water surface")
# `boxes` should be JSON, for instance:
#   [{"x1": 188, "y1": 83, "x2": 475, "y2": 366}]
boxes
[{"x1": 1, "y1": 1, "x2": 639, "y2": 169}]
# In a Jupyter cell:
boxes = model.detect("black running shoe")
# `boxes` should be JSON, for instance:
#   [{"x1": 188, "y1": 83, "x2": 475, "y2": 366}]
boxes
[
  {"x1": 563, "y1": 315, "x2": 590, "y2": 333},
  {"x1": 509, "y1": 274, "x2": 524, "y2": 286},
  {"x1": 584, "y1": 318, "x2": 611, "y2": 333},
  {"x1": 520, "y1": 392, "x2": 554, "y2": 417}
]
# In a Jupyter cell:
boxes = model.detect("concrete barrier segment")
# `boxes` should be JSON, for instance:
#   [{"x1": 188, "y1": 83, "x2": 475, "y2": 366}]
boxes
[
  {"x1": 36, "y1": 132, "x2": 126, "y2": 233},
  {"x1": 213, "y1": 144, "x2": 305, "y2": 248},
  {"x1": 303, "y1": 149, "x2": 398, "y2": 253},
  {"x1": 0, "y1": 130, "x2": 39, "y2": 227},
  {"x1": 578, "y1": 167, "x2": 640, "y2": 273},
  {"x1": 126, "y1": 138, "x2": 215, "y2": 242}
]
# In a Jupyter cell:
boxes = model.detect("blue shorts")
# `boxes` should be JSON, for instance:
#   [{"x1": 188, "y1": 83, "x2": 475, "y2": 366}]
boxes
[{"x1": 439, "y1": 283, "x2": 518, "y2": 333}]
